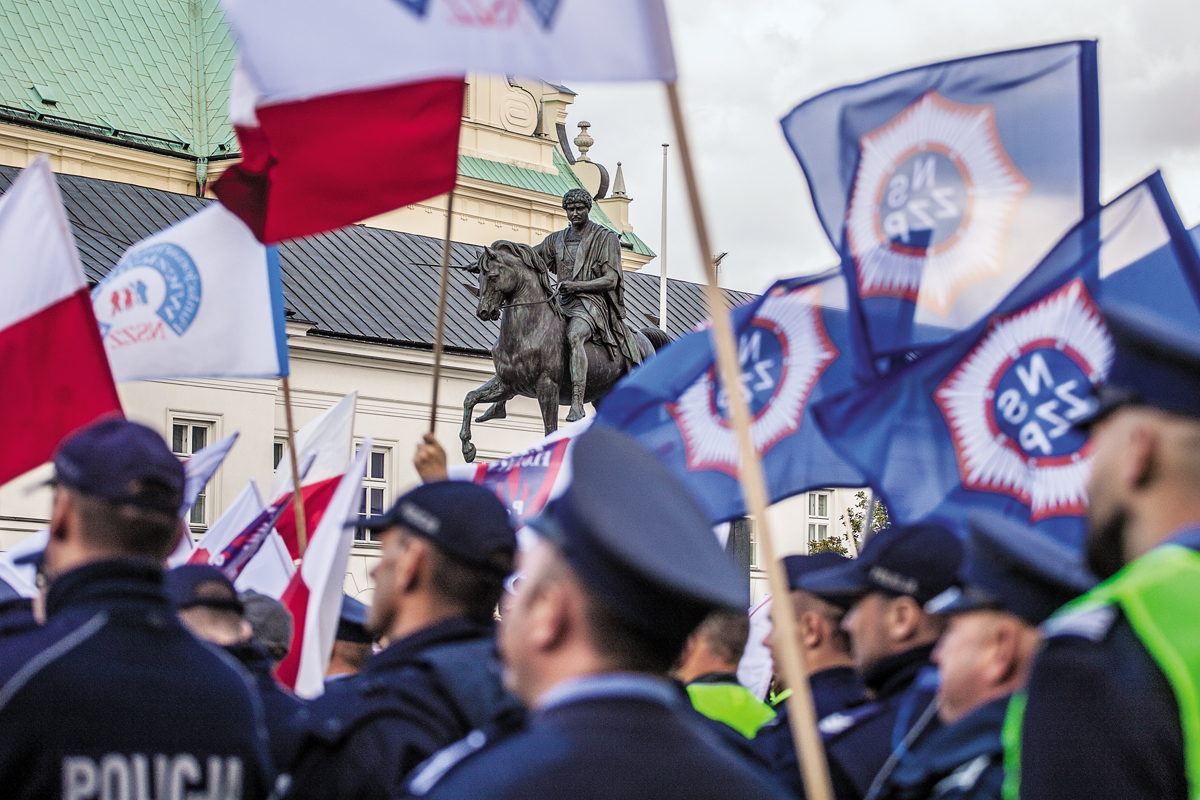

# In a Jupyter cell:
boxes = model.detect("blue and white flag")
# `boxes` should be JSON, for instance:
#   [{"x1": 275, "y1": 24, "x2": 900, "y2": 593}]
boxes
[
  {"x1": 782, "y1": 41, "x2": 1099, "y2": 359},
  {"x1": 597, "y1": 270, "x2": 865, "y2": 523},
  {"x1": 812, "y1": 173, "x2": 1200, "y2": 547},
  {"x1": 92, "y1": 202, "x2": 289, "y2": 381}
]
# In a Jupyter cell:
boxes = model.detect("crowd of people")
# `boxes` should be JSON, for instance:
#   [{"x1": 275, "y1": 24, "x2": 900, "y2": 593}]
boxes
[{"x1": 1, "y1": 303, "x2": 1198, "y2": 800}]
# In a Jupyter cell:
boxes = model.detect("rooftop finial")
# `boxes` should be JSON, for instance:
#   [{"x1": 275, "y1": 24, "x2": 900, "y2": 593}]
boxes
[
  {"x1": 611, "y1": 161, "x2": 628, "y2": 198},
  {"x1": 574, "y1": 121, "x2": 594, "y2": 162}
]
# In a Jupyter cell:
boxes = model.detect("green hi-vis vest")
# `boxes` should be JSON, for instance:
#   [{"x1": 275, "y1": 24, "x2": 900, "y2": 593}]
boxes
[
  {"x1": 687, "y1": 682, "x2": 777, "y2": 738},
  {"x1": 1002, "y1": 543, "x2": 1200, "y2": 800}
]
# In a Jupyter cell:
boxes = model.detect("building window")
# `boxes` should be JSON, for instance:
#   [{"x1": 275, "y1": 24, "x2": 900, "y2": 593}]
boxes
[
  {"x1": 273, "y1": 440, "x2": 285, "y2": 470},
  {"x1": 808, "y1": 491, "x2": 830, "y2": 542},
  {"x1": 747, "y1": 518, "x2": 757, "y2": 568},
  {"x1": 171, "y1": 419, "x2": 212, "y2": 528},
  {"x1": 355, "y1": 446, "x2": 390, "y2": 542}
]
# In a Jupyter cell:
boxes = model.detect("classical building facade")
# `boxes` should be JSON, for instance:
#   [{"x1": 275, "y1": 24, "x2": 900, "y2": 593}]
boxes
[{"x1": 0, "y1": 0, "x2": 854, "y2": 603}]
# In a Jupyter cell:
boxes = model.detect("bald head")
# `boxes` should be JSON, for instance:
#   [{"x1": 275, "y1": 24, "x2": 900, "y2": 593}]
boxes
[{"x1": 1086, "y1": 406, "x2": 1200, "y2": 577}]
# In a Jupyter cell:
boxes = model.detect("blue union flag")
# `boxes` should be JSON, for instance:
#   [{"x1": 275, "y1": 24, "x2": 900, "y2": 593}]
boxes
[
  {"x1": 597, "y1": 270, "x2": 865, "y2": 523},
  {"x1": 781, "y1": 41, "x2": 1100, "y2": 361},
  {"x1": 812, "y1": 173, "x2": 1200, "y2": 547}
]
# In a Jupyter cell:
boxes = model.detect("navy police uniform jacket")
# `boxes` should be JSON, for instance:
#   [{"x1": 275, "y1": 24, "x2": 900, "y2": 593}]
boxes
[
  {"x1": 0, "y1": 558, "x2": 274, "y2": 800},
  {"x1": 284, "y1": 616, "x2": 514, "y2": 800},
  {"x1": 403, "y1": 674, "x2": 790, "y2": 800},
  {"x1": 227, "y1": 641, "x2": 307, "y2": 778},
  {"x1": 753, "y1": 665, "x2": 868, "y2": 798},
  {"x1": 821, "y1": 645, "x2": 941, "y2": 800},
  {"x1": 882, "y1": 696, "x2": 1007, "y2": 800},
  {"x1": 1015, "y1": 530, "x2": 1200, "y2": 800},
  {"x1": 0, "y1": 597, "x2": 38, "y2": 640}
]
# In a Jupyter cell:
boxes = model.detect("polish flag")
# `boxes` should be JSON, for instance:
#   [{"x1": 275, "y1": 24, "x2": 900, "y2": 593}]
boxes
[
  {"x1": 276, "y1": 440, "x2": 371, "y2": 697},
  {"x1": 271, "y1": 392, "x2": 358, "y2": 560},
  {"x1": 0, "y1": 156, "x2": 121, "y2": 486},
  {"x1": 215, "y1": 0, "x2": 676, "y2": 244}
]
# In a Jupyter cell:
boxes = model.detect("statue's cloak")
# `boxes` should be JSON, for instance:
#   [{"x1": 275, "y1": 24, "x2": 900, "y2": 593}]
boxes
[{"x1": 536, "y1": 220, "x2": 643, "y2": 365}]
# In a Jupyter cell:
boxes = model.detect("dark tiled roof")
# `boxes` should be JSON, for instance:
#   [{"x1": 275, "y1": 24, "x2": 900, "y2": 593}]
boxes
[{"x1": 0, "y1": 166, "x2": 754, "y2": 355}]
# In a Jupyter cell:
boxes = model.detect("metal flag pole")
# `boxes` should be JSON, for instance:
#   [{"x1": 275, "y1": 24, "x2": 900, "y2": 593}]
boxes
[
  {"x1": 281, "y1": 375, "x2": 308, "y2": 556},
  {"x1": 429, "y1": 188, "x2": 457, "y2": 433},
  {"x1": 659, "y1": 143, "x2": 669, "y2": 330},
  {"x1": 665, "y1": 81, "x2": 835, "y2": 800}
]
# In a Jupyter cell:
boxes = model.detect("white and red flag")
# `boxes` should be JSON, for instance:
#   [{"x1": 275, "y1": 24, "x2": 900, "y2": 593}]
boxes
[
  {"x1": 214, "y1": 0, "x2": 676, "y2": 243},
  {"x1": 270, "y1": 392, "x2": 358, "y2": 560},
  {"x1": 0, "y1": 156, "x2": 121, "y2": 486},
  {"x1": 275, "y1": 440, "x2": 371, "y2": 697}
]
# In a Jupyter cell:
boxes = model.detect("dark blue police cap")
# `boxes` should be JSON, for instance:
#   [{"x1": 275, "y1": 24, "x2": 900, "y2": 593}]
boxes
[
  {"x1": 337, "y1": 594, "x2": 373, "y2": 643},
  {"x1": 527, "y1": 426, "x2": 748, "y2": 658},
  {"x1": 799, "y1": 522, "x2": 962, "y2": 607},
  {"x1": 925, "y1": 511, "x2": 1095, "y2": 625},
  {"x1": 365, "y1": 481, "x2": 516, "y2": 576},
  {"x1": 53, "y1": 418, "x2": 184, "y2": 515},
  {"x1": 783, "y1": 553, "x2": 850, "y2": 592},
  {"x1": 1079, "y1": 304, "x2": 1200, "y2": 428},
  {"x1": 165, "y1": 564, "x2": 244, "y2": 614}
]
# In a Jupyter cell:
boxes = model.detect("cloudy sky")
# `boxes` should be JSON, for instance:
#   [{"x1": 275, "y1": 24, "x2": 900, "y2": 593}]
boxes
[{"x1": 564, "y1": 0, "x2": 1200, "y2": 295}]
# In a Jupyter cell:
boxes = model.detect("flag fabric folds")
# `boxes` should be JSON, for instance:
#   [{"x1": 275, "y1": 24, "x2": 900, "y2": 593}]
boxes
[
  {"x1": 597, "y1": 269, "x2": 866, "y2": 523},
  {"x1": 813, "y1": 173, "x2": 1200, "y2": 547},
  {"x1": 214, "y1": 0, "x2": 674, "y2": 243},
  {"x1": 276, "y1": 441, "x2": 372, "y2": 698},
  {"x1": 185, "y1": 480, "x2": 268, "y2": 568},
  {"x1": 0, "y1": 157, "x2": 122, "y2": 486},
  {"x1": 446, "y1": 418, "x2": 591, "y2": 527},
  {"x1": 781, "y1": 41, "x2": 1100, "y2": 359},
  {"x1": 270, "y1": 392, "x2": 358, "y2": 560},
  {"x1": 167, "y1": 432, "x2": 241, "y2": 565},
  {"x1": 91, "y1": 203, "x2": 288, "y2": 381}
]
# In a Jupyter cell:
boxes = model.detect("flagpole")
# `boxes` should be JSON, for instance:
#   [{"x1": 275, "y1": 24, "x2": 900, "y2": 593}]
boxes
[
  {"x1": 281, "y1": 375, "x2": 308, "y2": 556},
  {"x1": 665, "y1": 81, "x2": 835, "y2": 800},
  {"x1": 659, "y1": 143, "x2": 669, "y2": 329},
  {"x1": 429, "y1": 188, "x2": 457, "y2": 433}
]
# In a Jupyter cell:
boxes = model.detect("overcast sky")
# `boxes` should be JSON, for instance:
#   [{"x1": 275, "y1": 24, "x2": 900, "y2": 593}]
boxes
[{"x1": 564, "y1": 0, "x2": 1200, "y2": 295}]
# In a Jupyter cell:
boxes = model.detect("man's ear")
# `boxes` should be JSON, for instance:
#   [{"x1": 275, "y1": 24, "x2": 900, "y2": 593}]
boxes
[
  {"x1": 887, "y1": 595, "x2": 922, "y2": 643},
  {"x1": 1125, "y1": 424, "x2": 1158, "y2": 491},
  {"x1": 48, "y1": 490, "x2": 73, "y2": 542},
  {"x1": 527, "y1": 581, "x2": 573, "y2": 655},
  {"x1": 799, "y1": 610, "x2": 823, "y2": 649},
  {"x1": 397, "y1": 535, "x2": 430, "y2": 595},
  {"x1": 988, "y1": 620, "x2": 1021, "y2": 686}
]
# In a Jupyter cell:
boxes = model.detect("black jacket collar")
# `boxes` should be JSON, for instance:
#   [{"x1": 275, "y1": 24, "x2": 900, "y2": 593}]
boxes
[
  {"x1": 862, "y1": 643, "x2": 936, "y2": 699},
  {"x1": 45, "y1": 557, "x2": 167, "y2": 618}
]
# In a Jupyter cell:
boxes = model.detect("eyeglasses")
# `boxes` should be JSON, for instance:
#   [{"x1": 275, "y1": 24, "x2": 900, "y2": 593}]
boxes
[{"x1": 503, "y1": 571, "x2": 527, "y2": 596}]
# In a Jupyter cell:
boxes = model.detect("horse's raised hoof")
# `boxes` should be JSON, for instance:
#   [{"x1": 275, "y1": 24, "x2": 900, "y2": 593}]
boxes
[
  {"x1": 462, "y1": 441, "x2": 477, "y2": 463},
  {"x1": 475, "y1": 403, "x2": 507, "y2": 423},
  {"x1": 565, "y1": 403, "x2": 586, "y2": 423}
]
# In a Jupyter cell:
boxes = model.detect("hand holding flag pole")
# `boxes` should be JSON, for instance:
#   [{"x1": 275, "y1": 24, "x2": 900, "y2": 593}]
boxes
[
  {"x1": 429, "y1": 189, "x2": 457, "y2": 433},
  {"x1": 664, "y1": 81, "x2": 834, "y2": 800}
]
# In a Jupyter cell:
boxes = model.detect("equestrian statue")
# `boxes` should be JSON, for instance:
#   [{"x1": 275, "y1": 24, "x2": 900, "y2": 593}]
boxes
[{"x1": 460, "y1": 188, "x2": 669, "y2": 461}]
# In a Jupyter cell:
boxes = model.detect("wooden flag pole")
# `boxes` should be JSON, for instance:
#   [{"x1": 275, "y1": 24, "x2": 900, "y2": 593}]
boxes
[
  {"x1": 665, "y1": 81, "x2": 835, "y2": 800},
  {"x1": 281, "y1": 375, "x2": 308, "y2": 556},
  {"x1": 429, "y1": 188, "x2": 457, "y2": 433}
]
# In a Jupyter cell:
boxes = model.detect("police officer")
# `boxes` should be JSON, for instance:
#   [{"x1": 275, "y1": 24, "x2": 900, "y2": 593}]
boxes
[
  {"x1": 166, "y1": 563, "x2": 307, "y2": 778},
  {"x1": 877, "y1": 512, "x2": 1092, "y2": 800},
  {"x1": 325, "y1": 595, "x2": 372, "y2": 689},
  {"x1": 796, "y1": 523, "x2": 963, "y2": 800},
  {"x1": 1010, "y1": 305, "x2": 1200, "y2": 800},
  {"x1": 675, "y1": 608, "x2": 776, "y2": 738},
  {"x1": 284, "y1": 480, "x2": 519, "y2": 800},
  {"x1": 402, "y1": 426, "x2": 789, "y2": 800},
  {"x1": 0, "y1": 419, "x2": 273, "y2": 799},
  {"x1": 754, "y1": 552, "x2": 868, "y2": 796}
]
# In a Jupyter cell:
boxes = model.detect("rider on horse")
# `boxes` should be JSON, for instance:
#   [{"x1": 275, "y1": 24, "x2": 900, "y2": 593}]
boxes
[{"x1": 535, "y1": 188, "x2": 646, "y2": 421}]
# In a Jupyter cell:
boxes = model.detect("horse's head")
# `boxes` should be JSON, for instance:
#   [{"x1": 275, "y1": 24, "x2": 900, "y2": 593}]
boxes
[{"x1": 470, "y1": 241, "x2": 552, "y2": 321}]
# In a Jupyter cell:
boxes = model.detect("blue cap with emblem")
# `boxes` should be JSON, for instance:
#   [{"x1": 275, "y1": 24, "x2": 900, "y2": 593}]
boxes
[
  {"x1": 336, "y1": 594, "x2": 373, "y2": 643},
  {"x1": 1078, "y1": 303, "x2": 1200, "y2": 429},
  {"x1": 783, "y1": 552, "x2": 850, "y2": 592},
  {"x1": 526, "y1": 426, "x2": 748, "y2": 662},
  {"x1": 364, "y1": 481, "x2": 516, "y2": 576},
  {"x1": 798, "y1": 522, "x2": 962, "y2": 607},
  {"x1": 925, "y1": 510, "x2": 1095, "y2": 625},
  {"x1": 51, "y1": 418, "x2": 184, "y2": 516}
]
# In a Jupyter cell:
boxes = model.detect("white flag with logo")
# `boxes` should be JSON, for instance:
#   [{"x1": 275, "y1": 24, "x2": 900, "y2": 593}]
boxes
[
  {"x1": 223, "y1": 0, "x2": 676, "y2": 106},
  {"x1": 92, "y1": 202, "x2": 288, "y2": 382}
]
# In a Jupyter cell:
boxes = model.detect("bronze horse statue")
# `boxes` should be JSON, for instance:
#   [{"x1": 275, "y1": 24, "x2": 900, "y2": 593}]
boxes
[{"x1": 460, "y1": 240, "x2": 669, "y2": 461}]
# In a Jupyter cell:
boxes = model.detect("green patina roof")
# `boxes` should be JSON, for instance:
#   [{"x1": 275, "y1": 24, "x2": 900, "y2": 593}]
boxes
[
  {"x1": 459, "y1": 150, "x2": 655, "y2": 258},
  {"x1": 0, "y1": 0, "x2": 235, "y2": 158}
]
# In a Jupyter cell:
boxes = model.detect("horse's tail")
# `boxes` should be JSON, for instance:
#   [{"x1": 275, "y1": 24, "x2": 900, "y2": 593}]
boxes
[{"x1": 639, "y1": 326, "x2": 672, "y2": 352}]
